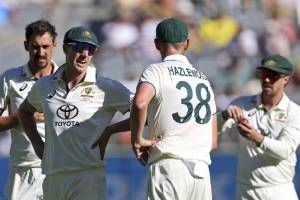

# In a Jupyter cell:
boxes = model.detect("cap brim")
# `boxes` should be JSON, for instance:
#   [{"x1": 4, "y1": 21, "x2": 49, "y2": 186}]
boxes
[
  {"x1": 257, "y1": 66, "x2": 285, "y2": 74},
  {"x1": 81, "y1": 39, "x2": 99, "y2": 47},
  {"x1": 67, "y1": 38, "x2": 100, "y2": 47}
]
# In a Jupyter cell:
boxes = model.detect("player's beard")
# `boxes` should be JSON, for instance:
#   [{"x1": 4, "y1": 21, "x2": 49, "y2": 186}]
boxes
[
  {"x1": 33, "y1": 56, "x2": 48, "y2": 69},
  {"x1": 262, "y1": 84, "x2": 280, "y2": 99}
]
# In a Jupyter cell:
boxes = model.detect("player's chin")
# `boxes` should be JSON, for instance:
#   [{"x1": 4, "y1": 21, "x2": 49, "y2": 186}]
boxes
[
  {"x1": 35, "y1": 61, "x2": 48, "y2": 69},
  {"x1": 74, "y1": 63, "x2": 88, "y2": 72},
  {"x1": 262, "y1": 87, "x2": 272, "y2": 94}
]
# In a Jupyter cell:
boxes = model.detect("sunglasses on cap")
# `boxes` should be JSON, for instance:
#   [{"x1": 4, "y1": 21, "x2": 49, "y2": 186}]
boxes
[
  {"x1": 258, "y1": 68, "x2": 285, "y2": 82},
  {"x1": 67, "y1": 42, "x2": 97, "y2": 55}
]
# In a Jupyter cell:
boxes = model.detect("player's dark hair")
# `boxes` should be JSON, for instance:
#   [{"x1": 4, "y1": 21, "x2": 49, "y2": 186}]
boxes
[{"x1": 25, "y1": 19, "x2": 57, "y2": 42}]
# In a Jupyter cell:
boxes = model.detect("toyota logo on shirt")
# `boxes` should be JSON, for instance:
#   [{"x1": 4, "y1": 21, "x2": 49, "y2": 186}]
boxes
[{"x1": 56, "y1": 104, "x2": 79, "y2": 119}]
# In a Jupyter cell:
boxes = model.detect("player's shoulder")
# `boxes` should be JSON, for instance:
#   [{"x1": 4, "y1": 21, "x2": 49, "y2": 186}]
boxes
[
  {"x1": 231, "y1": 95, "x2": 256, "y2": 107},
  {"x1": 1, "y1": 65, "x2": 24, "y2": 79},
  {"x1": 30, "y1": 71, "x2": 56, "y2": 90},
  {"x1": 96, "y1": 74, "x2": 119, "y2": 86},
  {"x1": 144, "y1": 62, "x2": 164, "y2": 71},
  {"x1": 285, "y1": 99, "x2": 300, "y2": 124},
  {"x1": 39, "y1": 64, "x2": 65, "y2": 85},
  {"x1": 96, "y1": 74, "x2": 129, "y2": 92},
  {"x1": 287, "y1": 98, "x2": 300, "y2": 113}
]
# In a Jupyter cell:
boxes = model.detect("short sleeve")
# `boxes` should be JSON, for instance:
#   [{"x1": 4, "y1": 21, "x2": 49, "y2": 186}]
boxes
[
  {"x1": 104, "y1": 78, "x2": 133, "y2": 114},
  {"x1": 139, "y1": 65, "x2": 160, "y2": 97}
]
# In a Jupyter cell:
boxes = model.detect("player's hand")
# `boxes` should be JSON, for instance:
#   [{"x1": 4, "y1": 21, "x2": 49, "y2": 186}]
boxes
[
  {"x1": 132, "y1": 138, "x2": 157, "y2": 166},
  {"x1": 238, "y1": 119, "x2": 264, "y2": 145},
  {"x1": 91, "y1": 128, "x2": 111, "y2": 160},
  {"x1": 133, "y1": 144, "x2": 151, "y2": 166},
  {"x1": 222, "y1": 106, "x2": 243, "y2": 122},
  {"x1": 34, "y1": 112, "x2": 44, "y2": 122}
]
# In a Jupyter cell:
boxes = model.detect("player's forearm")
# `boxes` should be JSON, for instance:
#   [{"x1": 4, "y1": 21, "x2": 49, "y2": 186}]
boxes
[
  {"x1": 107, "y1": 118, "x2": 130, "y2": 136},
  {"x1": 130, "y1": 103, "x2": 147, "y2": 145},
  {"x1": 18, "y1": 103, "x2": 44, "y2": 159},
  {"x1": 211, "y1": 114, "x2": 218, "y2": 151},
  {"x1": 0, "y1": 113, "x2": 19, "y2": 131},
  {"x1": 216, "y1": 111, "x2": 226, "y2": 132},
  {"x1": 91, "y1": 119, "x2": 131, "y2": 150}
]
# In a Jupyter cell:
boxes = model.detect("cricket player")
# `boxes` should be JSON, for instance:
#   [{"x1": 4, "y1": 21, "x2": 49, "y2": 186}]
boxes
[
  {"x1": 130, "y1": 18, "x2": 218, "y2": 200},
  {"x1": 0, "y1": 20, "x2": 58, "y2": 200},
  {"x1": 218, "y1": 54, "x2": 300, "y2": 200},
  {"x1": 18, "y1": 26, "x2": 132, "y2": 200}
]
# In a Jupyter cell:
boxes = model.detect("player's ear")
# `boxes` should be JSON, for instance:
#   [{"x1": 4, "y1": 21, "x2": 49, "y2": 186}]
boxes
[
  {"x1": 184, "y1": 39, "x2": 189, "y2": 51},
  {"x1": 283, "y1": 75, "x2": 290, "y2": 87},
  {"x1": 154, "y1": 39, "x2": 160, "y2": 50},
  {"x1": 24, "y1": 41, "x2": 29, "y2": 51},
  {"x1": 63, "y1": 43, "x2": 67, "y2": 53}
]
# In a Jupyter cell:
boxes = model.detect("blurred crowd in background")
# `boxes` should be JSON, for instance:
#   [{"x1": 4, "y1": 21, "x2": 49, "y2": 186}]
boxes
[{"x1": 1, "y1": 0, "x2": 300, "y2": 155}]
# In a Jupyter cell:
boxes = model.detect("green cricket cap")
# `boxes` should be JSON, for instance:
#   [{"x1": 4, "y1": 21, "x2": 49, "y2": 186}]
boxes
[
  {"x1": 63, "y1": 26, "x2": 99, "y2": 47},
  {"x1": 257, "y1": 54, "x2": 294, "y2": 75},
  {"x1": 156, "y1": 18, "x2": 188, "y2": 43}
]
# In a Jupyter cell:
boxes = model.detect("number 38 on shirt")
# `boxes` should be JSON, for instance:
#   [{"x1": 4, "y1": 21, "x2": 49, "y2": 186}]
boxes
[{"x1": 172, "y1": 81, "x2": 211, "y2": 124}]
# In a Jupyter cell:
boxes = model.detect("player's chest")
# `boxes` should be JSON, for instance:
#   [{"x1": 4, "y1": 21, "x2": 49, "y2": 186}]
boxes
[
  {"x1": 9, "y1": 80, "x2": 36, "y2": 106},
  {"x1": 43, "y1": 85, "x2": 106, "y2": 117},
  {"x1": 245, "y1": 108, "x2": 287, "y2": 138}
]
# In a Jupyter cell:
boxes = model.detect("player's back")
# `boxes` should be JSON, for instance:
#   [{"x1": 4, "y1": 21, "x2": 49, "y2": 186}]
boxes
[{"x1": 141, "y1": 55, "x2": 216, "y2": 163}]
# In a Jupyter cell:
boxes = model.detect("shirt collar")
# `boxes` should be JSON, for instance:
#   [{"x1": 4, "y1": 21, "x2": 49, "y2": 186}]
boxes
[
  {"x1": 276, "y1": 94, "x2": 289, "y2": 111},
  {"x1": 51, "y1": 64, "x2": 96, "y2": 83},
  {"x1": 253, "y1": 93, "x2": 290, "y2": 111},
  {"x1": 163, "y1": 54, "x2": 191, "y2": 65},
  {"x1": 22, "y1": 61, "x2": 59, "y2": 79}
]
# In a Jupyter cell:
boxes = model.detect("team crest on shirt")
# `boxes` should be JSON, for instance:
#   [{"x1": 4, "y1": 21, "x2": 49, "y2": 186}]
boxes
[
  {"x1": 273, "y1": 109, "x2": 287, "y2": 122},
  {"x1": 80, "y1": 87, "x2": 95, "y2": 99}
]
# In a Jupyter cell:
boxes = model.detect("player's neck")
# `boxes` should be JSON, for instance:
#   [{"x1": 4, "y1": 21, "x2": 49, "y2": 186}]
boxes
[
  {"x1": 159, "y1": 43, "x2": 186, "y2": 60},
  {"x1": 262, "y1": 93, "x2": 284, "y2": 110},
  {"x1": 29, "y1": 63, "x2": 54, "y2": 79},
  {"x1": 62, "y1": 69, "x2": 86, "y2": 91}
]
